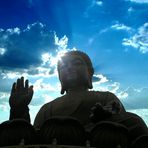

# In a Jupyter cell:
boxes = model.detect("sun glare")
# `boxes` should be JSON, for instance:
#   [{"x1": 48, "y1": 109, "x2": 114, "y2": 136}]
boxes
[
  {"x1": 49, "y1": 50, "x2": 68, "y2": 66},
  {"x1": 41, "y1": 49, "x2": 68, "y2": 67}
]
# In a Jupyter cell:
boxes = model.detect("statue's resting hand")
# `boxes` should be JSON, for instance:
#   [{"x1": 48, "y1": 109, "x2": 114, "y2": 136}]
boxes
[
  {"x1": 9, "y1": 77, "x2": 33, "y2": 121},
  {"x1": 89, "y1": 102, "x2": 114, "y2": 123}
]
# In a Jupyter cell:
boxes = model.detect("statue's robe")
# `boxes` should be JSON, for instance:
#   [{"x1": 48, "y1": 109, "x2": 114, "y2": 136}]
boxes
[{"x1": 34, "y1": 91, "x2": 125, "y2": 130}]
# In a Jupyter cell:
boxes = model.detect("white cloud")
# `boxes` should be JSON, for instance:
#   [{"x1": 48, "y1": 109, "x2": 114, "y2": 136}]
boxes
[
  {"x1": 122, "y1": 87, "x2": 148, "y2": 109},
  {"x1": 55, "y1": 35, "x2": 68, "y2": 50},
  {"x1": 93, "y1": 76, "x2": 148, "y2": 110},
  {"x1": 128, "y1": 7, "x2": 134, "y2": 13},
  {"x1": 0, "y1": 92, "x2": 9, "y2": 101},
  {"x1": 30, "y1": 83, "x2": 60, "y2": 106},
  {"x1": 43, "y1": 94, "x2": 55, "y2": 104},
  {"x1": 1, "y1": 48, "x2": 70, "y2": 80},
  {"x1": 99, "y1": 23, "x2": 132, "y2": 35},
  {"x1": 88, "y1": 0, "x2": 103, "y2": 7},
  {"x1": 0, "y1": 22, "x2": 72, "y2": 79},
  {"x1": 117, "y1": 91, "x2": 128, "y2": 99},
  {"x1": 92, "y1": 74, "x2": 148, "y2": 108},
  {"x1": 93, "y1": 74, "x2": 109, "y2": 84},
  {"x1": 33, "y1": 78, "x2": 56, "y2": 92},
  {"x1": 29, "y1": 105, "x2": 41, "y2": 124},
  {"x1": 93, "y1": 75, "x2": 127, "y2": 100},
  {"x1": 95, "y1": 0, "x2": 103, "y2": 6},
  {"x1": 2, "y1": 71, "x2": 28, "y2": 79},
  {"x1": 33, "y1": 67, "x2": 57, "y2": 77},
  {"x1": 6, "y1": 27, "x2": 20, "y2": 35},
  {"x1": 41, "y1": 53, "x2": 51, "y2": 65},
  {"x1": 0, "y1": 22, "x2": 58, "y2": 69},
  {"x1": 0, "y1": 47, "x2": 6, "y2": 55},
  {"x1": 108, "y1": 82, "x2": 120, "y2": 94},
  {"x1": 0, "y1": 103, "x2": 9, "y2": 111},
  {"x1": 28, "y1": 77, "x2": 61, "y2": 105},
  {"x1": 111, "y1": 23, "x2": 132, "y2": 31},
  {"x1": 0, "y1": 108, "x2": 9, "y2": 123},
  {"x1": 0, "y1": 92, "x2": 10, "y2": 118},
  {"x1": 122, "y1": 23, "x2": 148, "y2": 53},
  {"x1": 25, "y1": 22, "x2": 45, "y2": 31}
]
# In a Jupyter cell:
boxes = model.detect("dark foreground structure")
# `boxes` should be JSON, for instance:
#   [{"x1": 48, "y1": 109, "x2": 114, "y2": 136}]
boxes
[{"x1": 0, "y1": 118, "x2": 148, "y2": 148}]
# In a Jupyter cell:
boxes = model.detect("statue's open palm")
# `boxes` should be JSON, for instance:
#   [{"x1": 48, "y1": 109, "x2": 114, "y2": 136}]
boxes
[{"x1": 9, "y1": 77, "x2": 33, "y2": 108}]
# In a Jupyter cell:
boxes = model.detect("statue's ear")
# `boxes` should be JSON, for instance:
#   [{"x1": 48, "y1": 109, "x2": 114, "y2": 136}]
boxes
[
  {"x1": 60, "y1": 84, "x2": 66, "y2": 94},
  {"x1": 61, "y1": 86, "x2": 65, "y2": 95},
  {"x1": 88, "y1": 77, "x2": 93, "y2": 89},
  {"x1": 58, "y1": 71, "x2": 65, "y2": 94}
]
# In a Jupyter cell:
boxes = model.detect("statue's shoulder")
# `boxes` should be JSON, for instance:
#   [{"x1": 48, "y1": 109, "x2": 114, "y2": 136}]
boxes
[
  {"x1": 89, "y1": 90, "x2": 111, "y2": 96},
  {"x1": 43, "y1": 95, "x2": 67, "y2": 106},
  {"x1": 88, "y1": 90, "x2": 118, "y2": 101},
  {"x1": 37, "y1": 96, "x2": 66, "y2": 114}
]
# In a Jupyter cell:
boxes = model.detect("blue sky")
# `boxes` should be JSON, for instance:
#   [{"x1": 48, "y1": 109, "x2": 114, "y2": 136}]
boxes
[{"x1": 0, "y1": 0, "x2": 148, "y2": 124}]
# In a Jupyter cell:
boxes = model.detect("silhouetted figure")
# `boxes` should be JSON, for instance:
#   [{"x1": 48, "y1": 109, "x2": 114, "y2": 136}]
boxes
[
  {"x1": 0, "y1": 119, "x2": 36, "y2": 147},
  {"x1": 34, "y1": 51, "x2": 125, "y2": 131},
  {"x1": 39, "y1": 116, "x2": 86, "y2": 146},
  {"x1": 9, "y1": 50, "x2": 148, "y2": 145},
  {"x1": 90, "y1": 121, "x2": 129, "y2": 148}
]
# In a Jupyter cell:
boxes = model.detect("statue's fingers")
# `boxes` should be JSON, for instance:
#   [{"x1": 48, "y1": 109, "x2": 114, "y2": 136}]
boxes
[
  {"x1": 20, "y1": 76, "x2": 24, "y2": 90},
  {"x1": 91, "y1": 105, "x2": 97, "y2": 112},
  {"x1": 27, "y1": 85, "x2": 34, "y2": 104},
  {"x1": 16, "y1": 78, "x2": 21, "y2": 91},
  {"x1": 104, "y1": 106, "x2": 112, "y2": 113},
  {"x1": 95, "y1": 103, "x2": 103, "y2": 109},
  {"x1": 11, "y1": 82, "x2": 16, "y2": 94},
  {"x1": 28, "y1": 85, "x2": 34, "y2": 98},
  {"x1": 25, "y1": 79, "x2": 29, "y2": 90}
]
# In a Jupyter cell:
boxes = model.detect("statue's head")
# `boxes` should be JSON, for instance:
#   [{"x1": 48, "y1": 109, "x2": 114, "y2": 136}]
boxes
[{"x1": 57, "y1": 51, "x2": 94, "y2": 94}]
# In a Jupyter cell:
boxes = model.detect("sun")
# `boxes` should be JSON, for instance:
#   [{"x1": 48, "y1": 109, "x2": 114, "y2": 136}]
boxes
[{"x1": 41, "y1": 50, "x2": 68, "y2": 67}]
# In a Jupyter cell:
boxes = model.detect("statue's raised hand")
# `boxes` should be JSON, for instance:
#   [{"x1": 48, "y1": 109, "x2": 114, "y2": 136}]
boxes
[{"x1": 9, "y1": 77, "x2": 33, "y2": 109}]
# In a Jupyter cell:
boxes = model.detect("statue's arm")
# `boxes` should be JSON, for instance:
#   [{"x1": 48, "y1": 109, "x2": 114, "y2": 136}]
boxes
[
  {"x1": 9, "y1": 77, "x2": 33, "y2": 123},
  {"x1": 9, "y1": 106, "x2": 31, "y2": 122}
]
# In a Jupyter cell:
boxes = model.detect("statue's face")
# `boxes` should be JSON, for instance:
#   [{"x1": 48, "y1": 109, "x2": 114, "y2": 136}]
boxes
[{"x1": 58, "y1": 54, "x2": 90, "y2": 90}]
